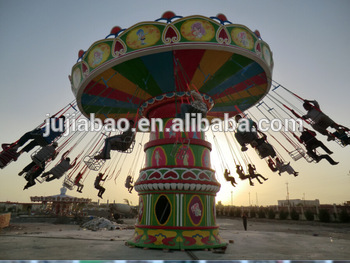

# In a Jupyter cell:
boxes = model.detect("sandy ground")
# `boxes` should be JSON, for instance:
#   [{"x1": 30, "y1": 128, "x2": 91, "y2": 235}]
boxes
[{"x1": 0, "y1": 217, "x2": 350, "y2": 260}]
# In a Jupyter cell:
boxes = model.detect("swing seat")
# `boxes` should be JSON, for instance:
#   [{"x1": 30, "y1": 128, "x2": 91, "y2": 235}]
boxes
[
  {"x1": 189, "y1": 106, "x2": 207, "y2": 118},
  {"x1": 30, "y1": 148, "x2": 53, "y2": 168},
  {"x1": 313, "y1": 116, "x2": 333, "y2": 129},
  {"x1": 30, "y1": 130, "x2": 51, "y2": 147},
  {"x1": 235, "y1": 131, "x2": 258, "y2": 145},
  {"x1": 289, "y1": 147, "x2": 306, "y2": 161},
  {"x1": 239, "y1": 174, "x2": 249, "y2": 181},
  {"x1": 304, "y1": 154, "x2": 316, "y2": 163},
  {"x1": 0, "y1": 148, "x2": 19, "y2": 169},
  {"x1": 24, "y1": 167, "x2": 46, "y2": 184},
  {"x1": 35, "y1": 176, "x2": 46, "y2": 183},
  {"x1": 31, "y1": 150, "x2": 43, "y2": 167},
  {"x1": 84, "y1": 152, "x2": 106, "y2": 171},
  {"x1": 333, "y1": 130, "x2": 350, "y2": 147},
  {"x1": 116, "y1": 135, "x2": 136, "y2": 153},
  {"x1": 255, "y1": 143, "x2": 276, "y2": 159},
  {"x1": 62, "y1": 176, "x2": 75, "y2": 190}
]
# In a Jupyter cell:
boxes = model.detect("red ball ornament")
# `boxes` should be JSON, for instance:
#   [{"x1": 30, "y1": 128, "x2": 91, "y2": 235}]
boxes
[
  {"x1": 110, "y1": 26, "x2": 122, "y2": 35},
  {"x1": 216, "y1": 13, "x2": 227, "y2": 22},
  {"x1": 254, "y1": 30, "x2": 261, "y2": 38},
  {"x1": 162, "y1": 11, "x2": 176, "y2": 20},
  {"x1": 78, "y1": 49, "x2": 85, "y2": 58}
]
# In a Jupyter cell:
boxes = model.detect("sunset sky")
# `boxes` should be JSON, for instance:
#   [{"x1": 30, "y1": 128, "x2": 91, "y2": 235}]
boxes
[{"x1": 0, "y1": 0, "x2": 349, "y2": 206}]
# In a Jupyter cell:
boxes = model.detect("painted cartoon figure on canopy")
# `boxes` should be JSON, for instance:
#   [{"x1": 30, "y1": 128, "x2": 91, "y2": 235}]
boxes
[
  {"x1": 92, "y1": 49, "x2": 103, "y2": 67},
  {"x1": 137, "y1": 29, "x2": 147, "y2": 45},
  {"x1": 237, "y1": 31, "x2": 249, "y2": 47},
  {"x1": 191, "y1": 22, "x2": 206, "y2": 38}
]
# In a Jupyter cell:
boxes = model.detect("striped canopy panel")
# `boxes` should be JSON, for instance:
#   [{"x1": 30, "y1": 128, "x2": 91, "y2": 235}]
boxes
[{"x1": 80, "y1": 49, "x2": 267, "y2": 120}]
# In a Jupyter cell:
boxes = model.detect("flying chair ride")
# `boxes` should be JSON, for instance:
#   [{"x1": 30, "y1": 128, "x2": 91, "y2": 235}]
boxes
[{"x1": 69, "y1": 12, "x2": 273, "y2": 250}]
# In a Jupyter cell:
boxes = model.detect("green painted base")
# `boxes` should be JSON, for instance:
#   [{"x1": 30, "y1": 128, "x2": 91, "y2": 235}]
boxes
[{"x1": 127, "y1": 226, "x2": 227, "y2": 250}]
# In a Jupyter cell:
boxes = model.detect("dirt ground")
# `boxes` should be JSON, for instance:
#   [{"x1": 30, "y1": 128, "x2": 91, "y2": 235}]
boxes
[{"x1": 1, "y1": 217, "x2": 350, "y2": 260}]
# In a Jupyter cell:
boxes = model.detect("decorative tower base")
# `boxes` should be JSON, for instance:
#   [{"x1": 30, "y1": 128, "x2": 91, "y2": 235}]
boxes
[{"x1": 127, "y1": 93, "x2": 227, "y2": 250}]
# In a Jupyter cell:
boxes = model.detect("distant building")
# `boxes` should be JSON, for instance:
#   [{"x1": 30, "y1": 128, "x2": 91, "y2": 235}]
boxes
[
  {"x1": 278, "y1": 199, "x2": 320, "y2": 207},
  {"x1": 30, "y1": 187, "x2": 91, "y2": 216},
  {"x1": 0, "y1": 201, "x2": 42, "y2": 213}
]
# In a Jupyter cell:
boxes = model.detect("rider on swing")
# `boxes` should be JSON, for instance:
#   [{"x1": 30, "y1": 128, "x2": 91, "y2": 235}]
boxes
[
  {"x1": 125, "y1": 175, "x2": 134, "y2": 193},
  {"x1": 301, "y1": 100, "x2": 349, "y2": 141},
  {"x1": 224, "y1": 169, "x2": 238, "y2": 187}
]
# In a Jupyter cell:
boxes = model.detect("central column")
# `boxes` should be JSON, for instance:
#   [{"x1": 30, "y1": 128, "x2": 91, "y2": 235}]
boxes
[{"x1": 128, "y1": 93, "x2": 227, "y2": 250}]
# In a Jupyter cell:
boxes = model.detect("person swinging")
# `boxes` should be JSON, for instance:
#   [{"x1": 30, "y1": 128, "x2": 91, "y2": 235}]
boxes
[
  {"x1": 74, "y1": 172, "x2": 84, "y2": 193},
  {"x1": 95, "y1": 120, "x2": 135, "y2": 160},
  {"x1": 234, "y1": 115, "x2": 259, "y2": 152},
  {"x1": 4, "y1": 116, "x2": 66, "y2": 155},
  {"x1": 176, "y1": 90, "x2": 208, "y2": 120},
  {"x1": 23, "y1": 164, "x2": 46, "y2": 190},
  {"x1": 293, "y1": 128, "x2": 338, "y2": 165},
  {"x1": 224, "y1": 169, "x2": 237, "y2": 187},
  {"x1": 95, "y1": 172, "x2": 107, "y2": 198},
  {"x1": 236, "y1": 164, "x2": 254, "y2": 186},
  {"x1": 41, "y1": 151, "x2": 78, "y2": 182},
  {"x1": 21, "y1": 142, "x2": 60, "y2": 190},
  {"x1": 247, "y1": 164, "x2": 268, "y2": 184},
  {"x1": 251, "y1": 133, "x2": 276, "y2": 158},
  {"x1": 125, "y1": 175, "x2": 134, "y2": 193},
  {"x1": 301, "y1": 100, "x2": 349, "y2": 141},
  {"x1": 268, "y1": 157, "x2": 299, "y2": 177},
  {"x1": 18, "y1": 142, "x2": 59, "y2": 176}
]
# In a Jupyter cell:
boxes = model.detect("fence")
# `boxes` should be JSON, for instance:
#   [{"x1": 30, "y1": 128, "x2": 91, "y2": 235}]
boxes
[{"x1": 216, "y1": 204, "x2": 350, "y2": 223}]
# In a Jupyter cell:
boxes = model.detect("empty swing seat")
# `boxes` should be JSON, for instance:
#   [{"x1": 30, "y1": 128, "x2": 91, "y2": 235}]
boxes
[
  {"x1": 289, "y1": 147, "x2": 306, "y2": 161},
  {"x1": 62, "y1": 176, "x2": 75, "y2": 190},
  {"x1": 84, "y1": 152, "x2": 106, "y2": 171}
]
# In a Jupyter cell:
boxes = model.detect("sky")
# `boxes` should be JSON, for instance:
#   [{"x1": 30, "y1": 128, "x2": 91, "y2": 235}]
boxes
[{"x1": 0, "y1": 0, "x2": 349, "y2": 207}]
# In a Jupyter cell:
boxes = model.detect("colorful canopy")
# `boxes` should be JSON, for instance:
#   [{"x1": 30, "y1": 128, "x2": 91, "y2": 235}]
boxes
[{"x1": 70, "y1": 14, "x2": 273, "y2": 121}]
